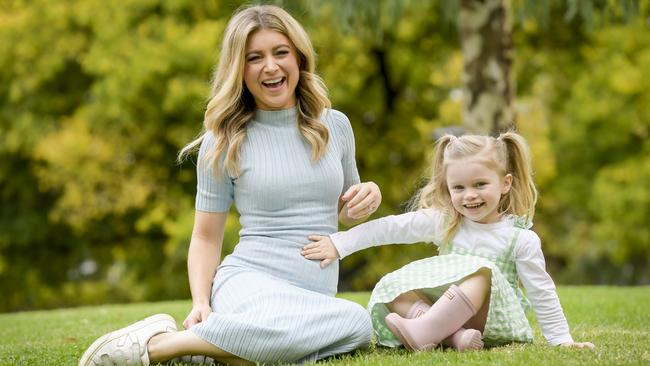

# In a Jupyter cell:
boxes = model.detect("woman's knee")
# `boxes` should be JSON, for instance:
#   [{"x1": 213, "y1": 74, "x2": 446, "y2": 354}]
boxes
[{"x1": 345, "y1": 304, "x2": 373, "y2": 344}]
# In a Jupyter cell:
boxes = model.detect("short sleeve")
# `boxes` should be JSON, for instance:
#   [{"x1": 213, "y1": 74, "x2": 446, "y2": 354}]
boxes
[
  {"x1": 195, "y1": 132, "x2": 234, "y2": 212},
  {"x1": 327, "y1": 109, "x2": 360, "y2": 194}
]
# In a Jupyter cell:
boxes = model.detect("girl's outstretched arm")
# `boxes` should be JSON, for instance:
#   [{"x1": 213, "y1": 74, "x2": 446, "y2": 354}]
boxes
[{"x1": 303, "y1": 208, "x2": 445, "y2": 265}]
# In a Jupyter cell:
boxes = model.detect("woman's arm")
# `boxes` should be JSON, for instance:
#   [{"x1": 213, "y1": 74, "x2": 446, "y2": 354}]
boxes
[{"x1": 182, "y1": 210, "x2": 227, "y2": 330}]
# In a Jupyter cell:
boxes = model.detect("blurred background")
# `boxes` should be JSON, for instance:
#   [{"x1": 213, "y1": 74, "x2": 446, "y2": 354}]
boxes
[{"x1": 1, "y1": 0, "x2": 648, "y2": 312}]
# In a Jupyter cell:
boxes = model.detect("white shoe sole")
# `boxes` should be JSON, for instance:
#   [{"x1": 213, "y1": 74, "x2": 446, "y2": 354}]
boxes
[{"x1": 78, "y1": 313, "x2": 177, "y2": 366}]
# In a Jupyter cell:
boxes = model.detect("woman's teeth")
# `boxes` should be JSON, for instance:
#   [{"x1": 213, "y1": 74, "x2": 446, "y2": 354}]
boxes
[{"x1": 262, "y1": 77, "x2": 284, "y2": 87}]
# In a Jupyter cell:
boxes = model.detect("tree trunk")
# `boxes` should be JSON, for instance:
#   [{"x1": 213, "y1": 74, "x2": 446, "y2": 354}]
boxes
[{"x1": 458, "y1": 0, "x2": 515, "y2": 135}]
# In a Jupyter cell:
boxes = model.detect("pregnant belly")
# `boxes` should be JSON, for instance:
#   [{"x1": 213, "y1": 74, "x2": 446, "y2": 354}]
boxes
[{"x1": 220, "y1": 237, "x2": 339, "y2": 296}]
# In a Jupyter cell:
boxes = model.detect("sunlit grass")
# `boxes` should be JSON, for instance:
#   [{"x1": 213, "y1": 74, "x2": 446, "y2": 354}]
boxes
[{"x1": 0, "y1": 286, "x2": 648, "y2": 365}]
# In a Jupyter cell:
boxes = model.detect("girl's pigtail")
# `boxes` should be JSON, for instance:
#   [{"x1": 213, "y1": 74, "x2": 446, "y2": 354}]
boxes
[
  {"x1": 410, "y1": 135, "x2": 453, "y2": 211},
  {"x1": 428, "y1": 135, "x2": 454, "y2": 210},
  {"x1": 498, "y1": 132, "x2": 538, "y2": 221},
  {"x1": 422, "y1": 135, "x2": 462, "y2": 245}
]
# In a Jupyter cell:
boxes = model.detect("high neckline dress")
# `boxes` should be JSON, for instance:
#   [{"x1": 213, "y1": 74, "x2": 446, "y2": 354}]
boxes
[{"x1": 191, "y1": 107, "x2": 372, "y2": 364}]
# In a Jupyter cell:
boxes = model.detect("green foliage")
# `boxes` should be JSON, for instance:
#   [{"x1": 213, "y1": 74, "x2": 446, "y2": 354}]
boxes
[
  {"x1": 536, "y1": 20, "x2": 650, "y2": 284},
  {"x1": 1, "y1": 0, "x2": 648, "y2": 311},
  {"x1": 0, "y1": 0, "x2": 238, "y2": 311},
  {"x1": 0, "y1": 288, "x2": 648, "y2": 365},
  {"x1": 511, "y1": 9, "x2": 649, "y2": 284}
]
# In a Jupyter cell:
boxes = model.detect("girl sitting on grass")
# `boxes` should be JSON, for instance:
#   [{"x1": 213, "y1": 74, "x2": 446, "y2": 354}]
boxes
[{"x1": 302, "y1": 132, "x2": 595, "y2": 351}]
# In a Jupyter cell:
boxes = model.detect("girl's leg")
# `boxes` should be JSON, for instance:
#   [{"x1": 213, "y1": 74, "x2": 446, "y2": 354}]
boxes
[
  {"x1": 457, "y1": 268, "x2": 491, "y2": 312},
  {"x1": 386, "y1": 291, "x2": 426, "y2": 317},
  {"x1": 386, "y1": 268, "x2": 492, "y2": 317},
  {"x1": 390, "y1": 296, "x2": 482, "y2": 351},
  {"x1": 463, "y1": 292, "x2": 490, "y2": 333},
  {"x1": 456, "y1": 267, "x2": 491, "y2": 333},
  {"x1": 148, "y1": 331, "x2": 253, "y2": 366},
  {"x1": 384, "y1": 268, "x2": 491, "y2": 351}
]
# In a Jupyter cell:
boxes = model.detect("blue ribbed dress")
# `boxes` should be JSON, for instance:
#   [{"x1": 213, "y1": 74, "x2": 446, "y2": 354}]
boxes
[{"x1": 190, "y1": 108, "x2": 373, "y2": 364}]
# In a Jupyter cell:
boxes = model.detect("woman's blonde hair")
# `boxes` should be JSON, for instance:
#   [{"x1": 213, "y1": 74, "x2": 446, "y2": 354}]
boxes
[
  {"x1": 178, "y1": 5, "x2": 331, "y2": 176},
  {"x1": 410, "y1": 131, "x2": 538, "y2": 244}
]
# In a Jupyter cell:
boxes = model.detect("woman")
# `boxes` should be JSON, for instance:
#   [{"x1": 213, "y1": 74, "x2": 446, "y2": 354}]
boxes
[{"x1": 79, "y1": 5, "x2": 380, "y2": 366}]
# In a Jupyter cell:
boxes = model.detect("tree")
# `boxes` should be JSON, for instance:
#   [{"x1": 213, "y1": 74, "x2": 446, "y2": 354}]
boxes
[
  {"x1": 309, "y1": 0, "x2": 650, "y2": 289},
  {"x1": 458, "y1": 0, "x2": 515, "y2": 134}
]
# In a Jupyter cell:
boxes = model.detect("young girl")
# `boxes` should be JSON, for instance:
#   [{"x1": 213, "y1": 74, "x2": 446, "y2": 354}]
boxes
[{"x1": 302, "y1": 132, "x2": 595, "y2": 351}]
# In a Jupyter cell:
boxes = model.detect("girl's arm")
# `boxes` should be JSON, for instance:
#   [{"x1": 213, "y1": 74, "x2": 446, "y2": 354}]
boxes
[
  {"x1": 182, "y1": 210, "x2": 227, "y2": 330},
  {"x1": 302, "y1": 209, "x2": 443, "y2": 267},
  {"x1": 516, "y1": 231, "x2": 594, "y2": 348}
]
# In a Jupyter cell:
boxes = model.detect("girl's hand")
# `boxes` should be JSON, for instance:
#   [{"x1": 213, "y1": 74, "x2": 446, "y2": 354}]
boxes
[
  {"x1": 560, "y1": 341, "x2": 595, "y2": 349},
  {"x1": 182, "y1": 303, "x2": 212, "y2": 330},
  {"x1": 302, "y1": 235, "x2": 340, "y2": 268},
  {"x1": 341, "y1": 181, "x2": 382, "y2": 220}
]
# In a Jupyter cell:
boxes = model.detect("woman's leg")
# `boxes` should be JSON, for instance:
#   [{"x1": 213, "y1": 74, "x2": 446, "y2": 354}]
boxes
[{"x1": 148, "y1": 331, "x2": 253, "y2": 365}]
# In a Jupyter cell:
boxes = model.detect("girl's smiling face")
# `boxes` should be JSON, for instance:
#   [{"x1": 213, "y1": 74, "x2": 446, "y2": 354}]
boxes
[
  {"x1": 244, "y1": 28, "x2": 299, "y2": 110},
  {"x1": 446, "y1": 159, "x2": 512, "y2": 224}
]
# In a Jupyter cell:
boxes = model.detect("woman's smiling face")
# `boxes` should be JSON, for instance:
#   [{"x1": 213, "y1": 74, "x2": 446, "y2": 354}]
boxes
[{"x1": 243, "y1": 28, "x2": 299, "y2": 110}]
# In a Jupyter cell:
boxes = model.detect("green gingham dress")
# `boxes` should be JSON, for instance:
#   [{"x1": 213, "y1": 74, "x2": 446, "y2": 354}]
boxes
[{"x1": 367, "y1": 221, "x2": 534, "y2": 347}]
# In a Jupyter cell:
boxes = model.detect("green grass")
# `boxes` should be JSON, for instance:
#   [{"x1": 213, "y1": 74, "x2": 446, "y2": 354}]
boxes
[{"x1": 1, "y1": 286, "x2": 648, "y2": 365}]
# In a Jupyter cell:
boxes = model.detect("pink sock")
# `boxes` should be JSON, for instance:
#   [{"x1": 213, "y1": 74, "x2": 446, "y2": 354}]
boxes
[{"x1": 385, "y1": 285, "x2": 480, "y2": 351}]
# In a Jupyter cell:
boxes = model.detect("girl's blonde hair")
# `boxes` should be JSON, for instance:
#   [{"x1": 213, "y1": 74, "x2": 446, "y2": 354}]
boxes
[
  {"x1": 410, "y1": 131, "x2": 538, "y2": 244},
  {"x1": 178, "y1": 5, "x2": 331, "y2": 176}
]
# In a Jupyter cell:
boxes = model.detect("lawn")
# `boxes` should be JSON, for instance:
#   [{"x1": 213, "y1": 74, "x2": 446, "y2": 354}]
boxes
[{"x1": 1, "y1": 286, "x2": 648, "y2": 365}]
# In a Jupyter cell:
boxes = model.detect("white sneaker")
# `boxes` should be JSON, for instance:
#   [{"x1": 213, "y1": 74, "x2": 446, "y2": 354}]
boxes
[{"x1": 79, "y1": 313, "x2": 178, "y2": 366}]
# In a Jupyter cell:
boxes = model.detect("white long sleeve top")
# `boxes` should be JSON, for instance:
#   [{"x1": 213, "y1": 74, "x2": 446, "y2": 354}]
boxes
[{"x1": 330, "y1": 209, "x2": 574, "y2": 346}]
